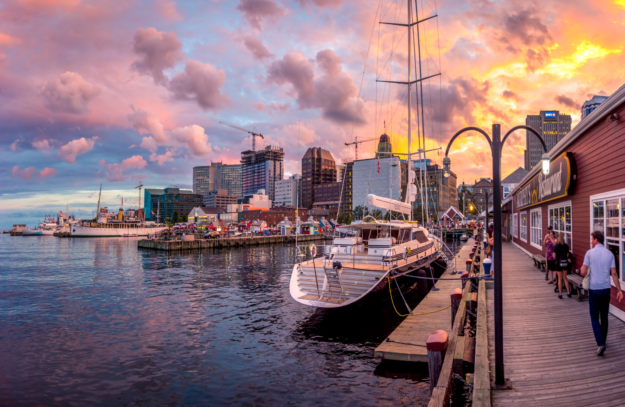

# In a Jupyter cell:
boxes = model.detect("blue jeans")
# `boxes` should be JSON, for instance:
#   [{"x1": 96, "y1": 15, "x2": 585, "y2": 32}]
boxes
[{"x1": 589, "y1": 288, "x2": 611, "y2": 346}]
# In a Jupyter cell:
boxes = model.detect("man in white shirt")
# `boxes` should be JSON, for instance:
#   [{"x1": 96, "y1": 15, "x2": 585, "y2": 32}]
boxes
[{"x1": 581, "y1": 231, "x2": 623, "y2": 356}]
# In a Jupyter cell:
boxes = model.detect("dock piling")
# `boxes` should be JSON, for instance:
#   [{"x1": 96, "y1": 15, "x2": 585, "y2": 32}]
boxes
[
  {"x1": 450, "y1": 288, "x2": 462, "y2": 328},
  {"x1": 427, "y1": 330, "x2": 449, "y2": 394}
]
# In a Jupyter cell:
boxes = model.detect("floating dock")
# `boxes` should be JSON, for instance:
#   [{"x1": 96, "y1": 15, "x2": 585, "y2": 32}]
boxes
[
  {"x1": 374, "y1": 237, "x2": 478, "y2": 362},
  {"x1": 138, "y1": 234, "x2": 331, "y2": 251}
]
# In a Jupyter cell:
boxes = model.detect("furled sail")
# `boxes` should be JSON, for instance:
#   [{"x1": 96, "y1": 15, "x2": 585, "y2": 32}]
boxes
[{"x1": 367, "y1": 194, "x2": 411, "y2": 215}]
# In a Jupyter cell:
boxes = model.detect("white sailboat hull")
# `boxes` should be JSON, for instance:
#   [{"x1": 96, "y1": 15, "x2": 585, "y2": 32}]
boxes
[
  {"x1": 71, "y1": 225, "x2": 167, "y2": 237},
  {"x1": 22, "y1": 228, "x2": 55, "y2": 236}
]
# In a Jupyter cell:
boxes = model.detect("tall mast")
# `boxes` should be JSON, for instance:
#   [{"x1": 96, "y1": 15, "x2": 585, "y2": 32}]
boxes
[
  {"x1": 406, "y1": 0, "x2": 412, "y2": 218},
  {"x1": 95, "y1": 184, "x2": 102, "y2": 223},
  {"x1": 415, "y1": 0, "x2": 429, "y2": 223}
]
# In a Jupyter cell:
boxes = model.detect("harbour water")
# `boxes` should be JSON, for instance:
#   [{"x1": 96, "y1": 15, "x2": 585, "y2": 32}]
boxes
[{"x1": 0, "y1": 235, "x2": 461, "y2": 406}]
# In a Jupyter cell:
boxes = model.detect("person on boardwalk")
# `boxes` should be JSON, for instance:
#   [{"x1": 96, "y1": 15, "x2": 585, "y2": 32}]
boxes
[
  {"x1": 580, "y1": 231, "x2": 624, "y2": 356},
  {"x1": 554, "y1": 233, "x2": 572, "y2": 299},
  {"x1": 544, "y1": 227, "x2": 556, "y2": 283}
]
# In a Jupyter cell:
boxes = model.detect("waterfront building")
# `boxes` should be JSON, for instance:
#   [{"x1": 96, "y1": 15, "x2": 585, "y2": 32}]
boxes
[
  {"x1": 412, "y1": 161, "x2": 457, "y2": 219},
  {"x1": 471, "y1": 178, "x2": 493, "y2": 214},
  {"x1": 506, "y1": 84, "x2": 625, "y2": 321},
  {"x1": 339, "y1": 161, "x2": 353, "y2": 215},
  {"x1": 193, "y1": 163, "x2": 242, "y2": 199},
  {"x1": 204, "y1": 189, "x2": 238, "y2": 209},
  {"x1": 239, "y1": 207, "x2": 308, "y2": 226},
  {"x1": 144, "y1": 187, "x2": 203, "y2": 223},
  {"x1": 241, "y1": 146, "x2": 284, "y2": 203},
  {"x1": 301, "y1": 147, "x2": 336, "y2": 209},
  {"x1": 501, "y1": 167, "x2": 528, "y2": 198},
  {"x1": 524, "y1": 110, "x2": 571, "y2": 170},
  {"x1": 274, "y1": 174, "x2": 301, "y2": 207},
  {"x1": 581, "y1": 95, "x2": 609, "y2": 120},
  {"x1": 241, "y1": 189, "x2": 271, "y2": 209},
  {"x1": 352, "y1": 156, "x2": 407, "y2": 213},
  {"x1": 187, "y1": 207, "x2": 225, "y2": 223}
]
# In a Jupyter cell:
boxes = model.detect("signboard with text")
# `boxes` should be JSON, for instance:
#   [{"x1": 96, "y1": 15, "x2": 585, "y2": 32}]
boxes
[
  {"x1": 516, "y1": 152, "x2": 576, "y2": 210},
  {"x1": 544, "y1": 111, "x2": 557, "y2": 120}
]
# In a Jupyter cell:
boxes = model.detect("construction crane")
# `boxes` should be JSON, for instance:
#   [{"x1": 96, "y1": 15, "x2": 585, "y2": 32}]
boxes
[
  {"x1": 135, "y1": 181, "x2": 143, "y2": 222},
  {"x1": 219, "y1": 121, "x2": 265, "y2": 151},
  {"x1": 344, "y1": 137, "x2": 379, "y2": 160}
]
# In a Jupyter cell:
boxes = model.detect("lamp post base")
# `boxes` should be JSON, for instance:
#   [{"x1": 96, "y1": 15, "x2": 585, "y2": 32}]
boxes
[{"x1": 491, "y1": 378, "x2": 513, "y2": 390}]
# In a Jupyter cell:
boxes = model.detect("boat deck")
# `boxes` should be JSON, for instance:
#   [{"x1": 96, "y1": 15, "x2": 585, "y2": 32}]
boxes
[
  {"x1": 488, "y1": 242, "x2": 625, "y2": 406},
  {"x1": 374, "y1": 237, "x2": 476, "y2": 362}
]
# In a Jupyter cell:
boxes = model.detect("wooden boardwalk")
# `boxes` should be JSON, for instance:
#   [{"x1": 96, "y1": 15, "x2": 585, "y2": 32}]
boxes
[
  {"x1": 374, "y1": 238, "x2": 476, "y2": 362},
  {"x1": 488, "y1": 242, "x2": 625, "y2": 406}
]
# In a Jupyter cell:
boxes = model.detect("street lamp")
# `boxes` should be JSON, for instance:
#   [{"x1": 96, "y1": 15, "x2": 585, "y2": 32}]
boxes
[{"x1": 443, "y1": 124, "x2": 549, "y2": 387}]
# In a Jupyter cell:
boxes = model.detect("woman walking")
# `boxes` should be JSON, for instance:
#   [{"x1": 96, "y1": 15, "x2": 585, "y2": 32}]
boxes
[
  {"x1": 544, "y1": 227, "x2": 556, "y2": 283},
  {"x1": 554, "y1": 233, "x2": 572, "y2": 299}
]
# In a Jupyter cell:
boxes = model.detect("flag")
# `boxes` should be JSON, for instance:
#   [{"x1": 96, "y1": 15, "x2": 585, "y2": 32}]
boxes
[
  {"x1": 152, "y1": 211, "x2": 156, "y2": 216},
  {"x1": 377, "y1": 158, "x2": 380, "y2": 174}
]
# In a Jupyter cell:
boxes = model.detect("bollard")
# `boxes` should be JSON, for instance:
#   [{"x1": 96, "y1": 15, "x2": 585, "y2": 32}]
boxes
[
  {"x1": 427, "y1": 330, "x2": 449, "y2": 394},
  {"x1": 417, "y1": 269, "x2": 428, "y2": 295},
  {"x1": 461, "y1": 271, "x2": 469, "y2": 289},
  {"x1": 469, "y1": 252, "x2": 475, "y2": 259},
  {"x1": 450, "y1": 288, "x2": 463, "y2": 328},
  {"x1": 465, "y1": 259, "x2": 472, "y2": 272},
  {"x1": 483, "y1": 258, "x2": 492, "y2": 279}
]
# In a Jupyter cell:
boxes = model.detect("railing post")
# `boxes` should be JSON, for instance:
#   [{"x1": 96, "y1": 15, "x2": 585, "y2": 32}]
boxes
[
  {"x1": 427, "y1": 330, "x2": 449, "y2": 394},
  {"x1": 450, "y1": 288, "x2": 462, "y2": 328},
  {"x1": 461, "y1": 271, "x2": 469, "y2": 289}
]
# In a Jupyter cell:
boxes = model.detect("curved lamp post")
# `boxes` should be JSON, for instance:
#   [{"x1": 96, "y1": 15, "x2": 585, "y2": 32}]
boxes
[{"x1": 443, "y1": 124, "x2": 549, "y2": 386}]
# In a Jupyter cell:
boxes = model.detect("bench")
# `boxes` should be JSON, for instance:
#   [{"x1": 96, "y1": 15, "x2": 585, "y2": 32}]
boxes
[
  {"x1": 532, "y1": 254, "x2": 546, "y2": 270},
  {"x1": 567, "y1": 273, "x2": 587, "y2": 301}
]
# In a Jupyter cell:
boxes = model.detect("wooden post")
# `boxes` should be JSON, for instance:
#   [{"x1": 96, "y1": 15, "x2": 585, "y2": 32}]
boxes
[
  {"x1": 450, "y1": 288, "x2": 462, "y2": 328},
  {"x1": 461, "y1": 271, "x2": 469, "y2": 289},
  {"x1": 427, "y1": 330, "x2": 449, "y2": 394},
  {"x1": 466, "y1": 259, "x2": 472, "y2": 272}
]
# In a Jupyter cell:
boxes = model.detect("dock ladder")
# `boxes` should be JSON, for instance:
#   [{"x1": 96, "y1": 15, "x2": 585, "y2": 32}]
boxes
[{"x1": 323, "y1": 263, "x2": 344, "y2": 300}]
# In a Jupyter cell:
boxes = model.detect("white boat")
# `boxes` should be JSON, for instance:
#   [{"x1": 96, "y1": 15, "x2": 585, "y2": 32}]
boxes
[
  {"x1": 289, "y1": 195, "x2": 444, "y2": 308},
  {"x1": 22, "y1": 227, "x2": 55, "y2": 236},
  {"x1": 71, "y1": 223, "x2": 167, "y2": 238}
]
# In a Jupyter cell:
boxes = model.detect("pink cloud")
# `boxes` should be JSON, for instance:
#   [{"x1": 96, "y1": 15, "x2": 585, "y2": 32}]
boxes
[
  {"x1": 11, "y1": 166, "x2": 36, "y2": 181},
  {"x1": 103, "y1": 155, "x2": 148, "y2": 182},
  {"x1": 32, "y1": 139, "x2": 53, "y2": 150},
  {"x1": 243, "y1": 36, "x2": 274, "y2": 60},
  {"x1": 131, "y1": 27, "x2": 183, "y2": 85},
  {"x1": 236, "y1": 0, "x2": 286, "y2": 30},
  {"x1": 127, "y1": 106, "x2": 166, "y2": 143},
  {"x1": 298, "y1": 0, "x2": 344, "y2": 8},
  {"x1": 9, "y1": 136, "x2": 24, "y2": 151},
  {"x1": 168, "y1": 60, "x2": 231, "y2": 111},
  {"x1": 149, "y1": 149, "x2": 176, "y2": 166},
  {"x1": 37, "y1": 167, "x2": 58, "y2": 180},
  {"x1": 57, "y1": 137, "x2": 97, "y2": 164},
  {"x1": 170, "y1": 125, "x2": 212, "y2": 156},
  {"x1": 41, "y1": 72, "x2": 100, "y2": 115},
  {"x1": 153, "y1": 0, "x2": 182, "y2": 21}
]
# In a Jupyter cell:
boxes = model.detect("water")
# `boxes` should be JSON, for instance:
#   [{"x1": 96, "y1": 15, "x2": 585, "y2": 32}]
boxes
[{"x1": 0, "y1": 235, "x2": 462, "y2": 406}]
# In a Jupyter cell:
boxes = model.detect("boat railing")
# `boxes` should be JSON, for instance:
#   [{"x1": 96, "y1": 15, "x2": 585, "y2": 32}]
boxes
[{"x1": 297, "y1": 243, "x2": 395, "y2": 271}]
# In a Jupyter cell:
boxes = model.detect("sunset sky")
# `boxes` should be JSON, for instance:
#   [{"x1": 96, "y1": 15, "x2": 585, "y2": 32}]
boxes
[{"x1": 1, "y1": 0, "x2": 625, "y2": 228}]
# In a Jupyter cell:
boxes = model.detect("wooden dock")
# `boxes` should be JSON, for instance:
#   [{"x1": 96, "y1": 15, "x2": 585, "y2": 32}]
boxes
[
  {"x1": 137, "y1": 234, "x2": 331, "y2": 251},
  {"x1": 487, "y1": 242, "x2": 625, "y2": 406},
  {"x1": 374, "y1": 238, "x2": 477, "y2": 362}
]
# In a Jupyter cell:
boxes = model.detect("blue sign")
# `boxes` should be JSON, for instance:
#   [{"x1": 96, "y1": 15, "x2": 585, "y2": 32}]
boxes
[{"x1": 544, "y1": 111, "x2": 557, "y2": 120}]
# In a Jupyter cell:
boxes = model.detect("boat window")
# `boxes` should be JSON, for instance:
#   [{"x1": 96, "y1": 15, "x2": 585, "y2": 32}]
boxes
[
  {"x1": 362, "y1": 229, "x2": 378, "y2": 241},
  {"x1": 400, "y1": 228, "x2": 411, "y2": 243},
  {"x1": 414, "y1": 231, "x2": 428, "y2": 243}
]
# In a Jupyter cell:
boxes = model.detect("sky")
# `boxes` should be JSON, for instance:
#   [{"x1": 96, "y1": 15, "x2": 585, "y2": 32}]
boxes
[{"x1": 1, "y1": 0, "x2": 625, "y2": 229}]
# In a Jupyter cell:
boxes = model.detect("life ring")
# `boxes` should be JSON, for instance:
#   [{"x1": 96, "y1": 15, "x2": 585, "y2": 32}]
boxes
[{"x1": 310, "y1": 243, "x2": 317, "y2": 257}]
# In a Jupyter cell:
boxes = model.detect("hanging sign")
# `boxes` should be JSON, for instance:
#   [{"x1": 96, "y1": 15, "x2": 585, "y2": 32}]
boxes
[{"x1": 516, "y1": 152, "x2": 576, "y2": 210}]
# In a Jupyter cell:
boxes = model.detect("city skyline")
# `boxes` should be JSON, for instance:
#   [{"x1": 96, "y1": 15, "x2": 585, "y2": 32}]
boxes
[{"x1": 2, "y1": 0, "x2": 625, "y2": 230}]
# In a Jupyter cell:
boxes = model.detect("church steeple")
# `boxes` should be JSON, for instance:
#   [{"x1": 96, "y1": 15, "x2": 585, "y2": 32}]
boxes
[{"x1": 375, "y1": 133, "x2": 392, "y2": 159}]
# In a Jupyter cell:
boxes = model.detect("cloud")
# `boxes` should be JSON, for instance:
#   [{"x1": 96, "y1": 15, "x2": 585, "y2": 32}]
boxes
[
  {"x1": 236, "y1": 0, "x2": 286, "y2": 30},
  {"x1": 251, "y1": 101, "x2": 289, "y2": 117},
  {"x1": 267, "y1": 49, "x2": 365, "y2": 124},
  {"x1": 11, "y1": 166, "x2": 36, "y2": 181},
  {"x1": 131, "y1": 27, "x2": 184, "y2": 84},
  {"x1": 168, "y1": 60, "x2": 231, "y2": 111},
  {"x1": 139, "y1": 136, "x2": 158, "y2": 153},
  {"x1": 149, "y1": 149, "x2": 176, "y2": 166},
  {"x1": 9, "y1": 136, "x2": 24, "y2": 151},
  {"x1": 243, "y1": 36, "x2": 273, "y2": 60},
  {"x1": 170, "y1": 125, "x2": 212, "y2": 156},
  {"x1": 57, "y1": 137, "x2": 97, "y2": 164},
  {"x1": 298, "y1": 0, "x2": 344, "y2": 7},
  {"x1": 41, "y1": 72, "x2": 100, "y2": 114},
  {"x1": 503, "y1": 9, "x2": 552, "y2": 48},
  {"x1": 103, "y1": 155, "x2": 148, "y2": 182},
  {"x1": 502, "y1": 90, "x2": 522, "y2": 102},
  {"x1": 554, "y1": 95, "x2": 577, "y2": 109},
  {"x1": 32, "y1": 139, "x2": 53, "y2": 150},
  {"x1": 37, "y1": 167, "x2": 58, "y2": 180},
  {"x1": 127, "y1": 105, "x2": 166, "y2": 143}
]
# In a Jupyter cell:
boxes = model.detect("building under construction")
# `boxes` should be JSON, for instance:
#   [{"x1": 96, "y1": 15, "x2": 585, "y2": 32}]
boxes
[{"x1": 241, "y1": 146, "x2": 284, "y2": 203}]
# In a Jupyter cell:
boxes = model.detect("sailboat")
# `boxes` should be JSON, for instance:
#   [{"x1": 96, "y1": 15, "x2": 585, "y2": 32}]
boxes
[{"x1": 289, "y1": 0, "x2": 449, "y2": 308}]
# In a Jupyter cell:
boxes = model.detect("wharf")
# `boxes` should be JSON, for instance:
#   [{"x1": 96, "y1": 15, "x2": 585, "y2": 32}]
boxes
[
  {"x1": 487, "y1": 242, "x2": 625, "y2": 406},
  {"x1": 374, "y1": 237, "x2": 477, "y2": 362},
  {"x1": 440, "y1": 228, "x2": 472, "y2": 239},
  {"x1": 138, "y1": 234, "x2": 331, "y2": 251}
]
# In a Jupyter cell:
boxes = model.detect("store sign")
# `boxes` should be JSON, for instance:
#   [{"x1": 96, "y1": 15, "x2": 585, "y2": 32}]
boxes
[
  {"x1": 516, "y1": 152, "x2": 576, "y2": 210},
  {"x1": 544, "y1": 111, "x2": 557, "y2": 120}
]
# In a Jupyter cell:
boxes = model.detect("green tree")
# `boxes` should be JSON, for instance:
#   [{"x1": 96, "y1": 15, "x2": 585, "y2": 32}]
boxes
[
  {"x1": 337, "y1": 212, "x2": 353, "y2": 225},
  {"x1": 172, "y1": 211, "x2": 179, "y2": 224}
]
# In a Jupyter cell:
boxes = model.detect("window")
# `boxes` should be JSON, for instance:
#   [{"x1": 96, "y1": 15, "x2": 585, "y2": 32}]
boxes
[
  {"x1": 530, "y1": 209, "x2": 542, "y2": 249},
  {"x1": 520, "y1": 211, "x2": 527, "y2": 242},
  {"x1": 549, "y1": 202, "x2": 572, "y2": 247},
  {"x1": 589, "y1": 191, "x2": 625, "y2": 285},
  {"x1": 513, "y1": 213, "x2": 518, "y2": 238}
]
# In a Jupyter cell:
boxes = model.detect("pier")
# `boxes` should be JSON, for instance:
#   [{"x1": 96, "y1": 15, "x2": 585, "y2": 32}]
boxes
[
  {"x1": 374, "y1": 237, "x2": 478, "y2": 362},
  {"x1": 485, "y1": 242, "x2": 625, "y2": 406},
  {"x1": 138, "y1": 233, "x2": 331, "y2": 251}
]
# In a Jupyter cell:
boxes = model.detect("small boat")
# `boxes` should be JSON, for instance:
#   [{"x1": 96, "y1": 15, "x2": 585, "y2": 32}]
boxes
[{"x1": 460, "y1": 234, "x2": 469, "y2": 242}]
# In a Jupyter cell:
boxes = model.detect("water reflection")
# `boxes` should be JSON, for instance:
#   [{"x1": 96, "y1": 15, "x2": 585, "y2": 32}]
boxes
[{"x1": 0, "y1": 235, "x2": 462, "y2": 406}]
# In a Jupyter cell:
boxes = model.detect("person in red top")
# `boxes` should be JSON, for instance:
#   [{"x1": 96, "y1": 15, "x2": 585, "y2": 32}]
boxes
[{"x1": 543, "y1": 226, "x2": 557, "y2": 284}]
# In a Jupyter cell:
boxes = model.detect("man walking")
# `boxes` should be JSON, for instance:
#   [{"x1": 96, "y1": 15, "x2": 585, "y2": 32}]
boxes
[{"x1": 581, "y1": 231, "x2": 623, "y2": 356}]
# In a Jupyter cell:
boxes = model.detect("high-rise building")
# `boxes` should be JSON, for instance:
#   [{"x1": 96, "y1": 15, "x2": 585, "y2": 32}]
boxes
[
  {"x1": 241, "y1": 146, "x2": 284, "y2": 203},
  {"x1": 301, "y1": 147, "x2": 336, "y2": 209},
  {"x1": 413, "y1": 162, "x2": 457, "y2": 218},
  {"x1": 581, "y1": 95, "x2": 609, "y2": 120},
  {"x1": 524, "y1": 110, "x2": 571, "y2": 170},
  {"x1": 352, "y1": 156, "x2": 407, "y2": 212},
  {"x1": 193, "y1": 163, "x2": 242, "y2": 199},
  {"x1": 144, "y1": 187, "x2": 203, "y2": 223},
  {"x1": 204, "y1": 189, "x2": 238, "y2": 209},
  {"x1": 339, "y1": 162, "x2": 353, "y2": 215},
  {"x1": 274, "y1": 174, "x2": 301, "y2": 207}
]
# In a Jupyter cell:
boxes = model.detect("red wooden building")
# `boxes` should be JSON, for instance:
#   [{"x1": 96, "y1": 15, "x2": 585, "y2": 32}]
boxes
[{"x1": 506, "y1": 84, "x2": 625, "y2": 321}]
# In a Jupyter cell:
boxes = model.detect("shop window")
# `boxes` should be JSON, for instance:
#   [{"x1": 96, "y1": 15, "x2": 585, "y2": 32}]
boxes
[
  {"x1": 512, "y1": 213, "x2": 518, "y2": 238},
  {"x1": 607, "y1": 199, "x2": 619, "y2": 238},
  {"x1": 530, "y1": 209, "x2": 542, "y2": 249},
  {"x1": 520, "y1": 211, "x2": 527, "y2": 242},
  {"x1": 593, "y1": 201, "x2": 604, "y2": 233}
]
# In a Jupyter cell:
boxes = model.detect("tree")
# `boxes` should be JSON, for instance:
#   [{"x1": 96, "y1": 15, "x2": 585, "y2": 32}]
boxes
[
  {"x1": 337, "y1": 212, "x2": 353, "y2": 225},
  {"x1": 172, "y1": 211, "x2": 179, "y2": 224}
]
